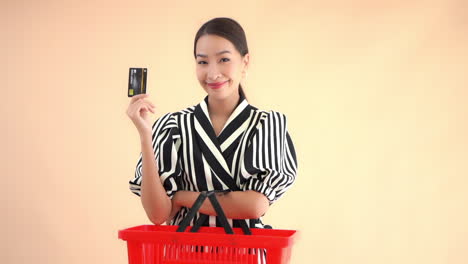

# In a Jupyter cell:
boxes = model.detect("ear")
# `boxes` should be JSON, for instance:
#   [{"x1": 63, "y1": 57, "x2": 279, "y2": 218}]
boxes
[{"x1": 242, "y1": 53, "x2": 250, "y2": 72}]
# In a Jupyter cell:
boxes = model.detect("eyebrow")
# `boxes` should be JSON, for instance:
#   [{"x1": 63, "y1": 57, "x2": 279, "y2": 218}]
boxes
[{"x1": 196, "y1": 50, "x2": 231, "y2": 58}]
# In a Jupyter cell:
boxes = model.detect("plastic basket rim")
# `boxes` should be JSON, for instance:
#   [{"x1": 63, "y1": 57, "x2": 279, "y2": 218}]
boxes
[
  {"x1": 118, "y1": 224, "x2": 299, "y2": 249},
  {"x1": 119, "y1": 224, "x2": 297, "y2": 236}
]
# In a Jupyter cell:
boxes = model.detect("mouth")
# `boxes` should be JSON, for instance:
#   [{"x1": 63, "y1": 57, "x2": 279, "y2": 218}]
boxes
[{"x1": 207, "y1": 80, "x2": 229, "y2": 89}]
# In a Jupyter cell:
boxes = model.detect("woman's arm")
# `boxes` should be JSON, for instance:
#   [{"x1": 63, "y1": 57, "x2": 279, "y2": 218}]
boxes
[
  {"x1": 140, "y1": 134, "x2": 172, "y2": 225},
  {"x1": 173, "y1": 190, "x2": 269, "y2": 220}
]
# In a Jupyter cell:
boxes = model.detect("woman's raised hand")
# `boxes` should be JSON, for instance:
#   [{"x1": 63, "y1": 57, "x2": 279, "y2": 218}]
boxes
[{"x1": 126, "y1": 94, "x2": 156, "y2": 138}]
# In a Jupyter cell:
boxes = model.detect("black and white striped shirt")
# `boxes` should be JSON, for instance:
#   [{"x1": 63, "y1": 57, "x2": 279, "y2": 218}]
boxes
[{"x1": 129, "y1": 94, "x2": 297, "y2": 228}]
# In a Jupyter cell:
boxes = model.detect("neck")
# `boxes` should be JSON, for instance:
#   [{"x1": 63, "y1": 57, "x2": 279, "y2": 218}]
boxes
[{"x1": 207, "y1": 92, "x2": 240, "y2": 118}]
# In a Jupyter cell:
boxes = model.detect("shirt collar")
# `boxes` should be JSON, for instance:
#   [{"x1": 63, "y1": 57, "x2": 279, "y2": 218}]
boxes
[{"x1": 198, "y1": 91, "x2": 249, "y2": 127}]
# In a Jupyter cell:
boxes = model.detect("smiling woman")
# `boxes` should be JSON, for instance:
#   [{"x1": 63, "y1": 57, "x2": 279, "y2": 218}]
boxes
[
  {"x1": 126, "y1": 17, "x2": 298, "y2": 233},
  {"x1": 195, "y1": 35, "x2": 245, "y2": 104},
  {"x1": 194, "y1": 18, "x2": 249, "y2": 102}
]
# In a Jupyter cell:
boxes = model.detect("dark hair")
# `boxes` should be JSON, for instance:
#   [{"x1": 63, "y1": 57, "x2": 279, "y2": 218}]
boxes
[{"x1": 193, "y1": 17, "x2": 249, "y2": 100}]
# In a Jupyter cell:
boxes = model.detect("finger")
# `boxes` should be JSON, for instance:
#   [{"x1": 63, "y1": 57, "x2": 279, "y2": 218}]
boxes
[
  {"x1": 127, "y1": 99, "x2": 144, "y2": 114},
  {"x1": 132, "y1": 94, "x2": 149, "y2": 100},
  {"x1": 137, "y1": 98, "x2": 155, "y2": 108},
  {"x1": 130, "y1": 98, "x2": 150, "y2": 110},
  {"x1": 128, "y1": 100, "x2": 149, "y2": 117},
  {"x1": 138, "y1": 100, "x2": 156, "y2": 111},
  {"x1": 137, "y1": 102, "x2": 154, "y2": 115},
  {"x1": 130, "y1": 93, "x2": 149, "y2": 104}
]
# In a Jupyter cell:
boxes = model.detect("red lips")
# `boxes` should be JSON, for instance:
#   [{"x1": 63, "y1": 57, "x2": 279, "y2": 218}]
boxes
[{"x1": 207, "y1": 80, "x2": 228, "y2": 89}]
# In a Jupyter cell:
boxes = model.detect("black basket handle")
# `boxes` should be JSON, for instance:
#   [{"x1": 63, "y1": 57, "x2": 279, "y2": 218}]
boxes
[{"x1": 176, "y1": 190, "x2": 252, "y2": 235}]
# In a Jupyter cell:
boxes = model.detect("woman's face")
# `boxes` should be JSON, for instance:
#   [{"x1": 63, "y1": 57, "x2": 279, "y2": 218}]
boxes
[{"x1": 195, "y1": 34, "x2": 249, "y2": 101}]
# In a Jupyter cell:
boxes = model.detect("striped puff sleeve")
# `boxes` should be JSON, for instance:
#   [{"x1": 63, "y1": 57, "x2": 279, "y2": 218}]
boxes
[
  {"x1": 241, "y1": 111, "x2": 298, "y2": 205},
  {"x1": 129, "y1": 112, "x2": 182, "y2": 199}
]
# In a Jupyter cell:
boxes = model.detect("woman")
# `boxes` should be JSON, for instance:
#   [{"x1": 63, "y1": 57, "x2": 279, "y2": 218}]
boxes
[{"x1": 126, "y1": 17, "x2": 297, "y2": 230}]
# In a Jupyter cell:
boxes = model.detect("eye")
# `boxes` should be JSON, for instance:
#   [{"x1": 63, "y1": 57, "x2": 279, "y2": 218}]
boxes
[{"x1": 197, "y1": 58, "x2": 230, "y2": 65}]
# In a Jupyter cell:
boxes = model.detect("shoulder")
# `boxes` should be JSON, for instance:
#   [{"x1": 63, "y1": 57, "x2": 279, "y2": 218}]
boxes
[
  {"x1": 173, "y1": 105, "x2": 196, "y2": 116},
  {"x1": 151, "y1": 112, "x2": 176, "y2": 130},
  {"x1": 164, "y1": 105, "x2": 196, "y2": 121},
  {"x1": 252, "y1": 107, "x2": 289, "y2": 127},
  {"x1": 150, "y1": 105, "x2": 196, "y2": 132}
]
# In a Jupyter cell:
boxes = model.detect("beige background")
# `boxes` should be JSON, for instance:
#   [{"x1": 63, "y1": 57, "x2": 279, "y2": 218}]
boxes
[{"x1": 2, "y1": 0, "x2": 468, "y2": 263}]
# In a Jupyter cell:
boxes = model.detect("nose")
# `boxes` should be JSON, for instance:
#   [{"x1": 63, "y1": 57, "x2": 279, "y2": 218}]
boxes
[{"x1": 206, "y1": 64, "x2": 222, "y2": 81}]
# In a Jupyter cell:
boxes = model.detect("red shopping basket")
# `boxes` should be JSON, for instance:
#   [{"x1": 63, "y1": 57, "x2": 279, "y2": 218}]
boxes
[{"x1": 119, "y1": 191, "x2": 298, "y2": 263}]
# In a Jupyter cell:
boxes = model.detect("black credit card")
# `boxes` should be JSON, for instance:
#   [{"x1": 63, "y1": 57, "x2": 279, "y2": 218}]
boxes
[{"x1": 128, "y1": 68, "x2": 147, "y2": 97}]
